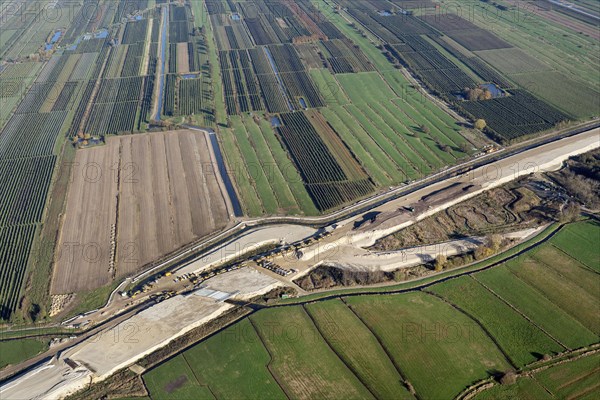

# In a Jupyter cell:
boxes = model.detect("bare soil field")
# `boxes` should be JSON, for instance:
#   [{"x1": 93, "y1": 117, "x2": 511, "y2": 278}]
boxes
[
  {"x1": 176, "y1": 42, "x2": 189, "y2": 74},
  {"x1": 51, "y1": 130, "x2": 232, "y2": 294}
]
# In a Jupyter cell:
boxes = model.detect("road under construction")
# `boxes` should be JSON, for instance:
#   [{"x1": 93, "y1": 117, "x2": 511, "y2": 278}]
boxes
[{"x1": 0, "y1": 124, "x2": 598, "y2": 399}]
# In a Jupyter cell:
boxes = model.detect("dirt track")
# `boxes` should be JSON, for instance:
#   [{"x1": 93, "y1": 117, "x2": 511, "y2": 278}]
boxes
[{"x1": 52, "y1": 130, "x2": 231, "y2": 294}]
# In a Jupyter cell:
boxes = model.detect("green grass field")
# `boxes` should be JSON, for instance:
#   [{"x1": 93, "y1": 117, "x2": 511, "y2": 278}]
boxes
[
  {"x1": 474, "y1": 266, "x2": 598, "y2": 350},
  {"x1": 142, "y1": 222, "x2": 599, "y2": 399},
  {"x1": 182, "y1": 319, "x2": 286, "y2": 400},
  {"x1": 534, "y1": 353, "x2": 600, "y2": 399},
  {"x1": 305, "y1": 300, "x2": 414, "y2": 400},
  {"x1": 549, "y1": 221, "x2": 600, "y2": 272},
  {"x1": 221, "y1": 115, "x2": 318, "y2": 217},
  {"x1": 0, "y1": 338, "x2": 48, "y2": 369},
  {"x1": 505, "y1": 256, "x2": 600, "y2": 334},
  {"x1": 345, "y1": 292, "x2": 510, "y2": 399},
  {"x1": 474, "y1": 353, "x2": 600, "y2": 400},
  {"x1": 430, "y1": 276, "x2": 564, "y2": 367},
  {"x1": 308, "y1": 69, "x2": 349, "y2": 106},
  {"x1": 250, "y1": 306, "x2": 373, "y2": 400},
  {"x1": 143, "y1": 354, "x2": 214, "y2": 400},
  {"x1": 474, "y1": 375, "x2": 554, "y2": 400}
]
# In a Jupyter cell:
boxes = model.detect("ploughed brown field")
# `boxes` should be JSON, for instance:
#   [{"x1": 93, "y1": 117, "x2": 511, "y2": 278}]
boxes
[
  {"x1": 176, "y1": 42, "x2": 189, "y2": 74},
  {"x1": 51, "y1": 130, "x2": 232, "y2": 294}
]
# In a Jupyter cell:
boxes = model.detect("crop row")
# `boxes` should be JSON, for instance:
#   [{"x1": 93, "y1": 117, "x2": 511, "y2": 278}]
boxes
[
  {"x1": 121, "y1": 19, "x2": 149, "y2": 45},
  {"x1": 69, "y1": 51, "x2": 99, "y2": 81},
  {"x1": 14, "y1": 81, "x2": 55, "y2": 114},
  {"x1": 261, "y1": 45, "x2": 324, "y2": 109},
  {"x1": 0, "y1": 112, "x2": 66, "y2": 160},
  {"x1": 220, "y1": 50, "x2": 264, "y2": 114},
  {"x1": 295, "y1": 0, "x2": 344, "y2": 39},
  {"x1": 267, "y1": 44, "x2": 305, "y2": 73},
  {"x1": 238, "y1": 3, "x2": 289, "y2": 45},
  {"x1": 459, "y1": 90, "x2": 568, "y2": 140},
  {"x1": 169, "y1": 20, "x2": 190, "y2": 43},
  {"x1": 306, "y1": 179, "x2": 374, "y2": 211},
  {"x1": 187, "y1": 40, "x2": 202, "y2": 72},
  {"x1": 419, "y1": 14, "x2": 512, "y2": 51},
  {"x1": 169, "y1": 43, "x2": 178, "y2": 73},
  {"x1": 163, "y1": 74, "x2": 177, "y2": 116},
  {"x1": 95, "y1": 76, "x2": 144, "y2": 104},
  {"x1": 388, "y1": 41, "x2": 476, "y2": 95},
  {"x1": 0, "y1": 155, "x2": 56, "y2": 226},
  {"x1": 277, "y1": 112, "x2": 348, "y2": 183},
  {"x1": 121, "y1": 43, "x2": 144, "y2": 77},
  {"x1": 52, "y1": 82, "x2": 80, "y2": 111},
  {"x1": 460, "y1": 56, "x2": 514, "y2": 89},
  {"x1": 138, "y1": 74, "x2": 155, "y2": 129},
  {"x1": 372, "y1": 15, "x2": 434, "y2": 42},
  {"x1": 321, "y1": 39, "x2": 374, "y2": 74},
  {"x1": 178, "y1": 78, "x2": 205, "y2": 116},
  {"x1": 68, "y1": 80, "x2": 95, "y2": 137},
  {"x1": 170, "y1": 4, "x2": 189, "y2": 22},
  {"x1": 280, "y1": 71, "x2": 324, "y2": 108},
  {"x1": 85, "y1": 101, "x2": 138, "y2": 135},
  {"x1": 225, "y1": 26, "x2": 239, "y2": 50},
  {"x1": 206, "y1": 0, "x2": 226, "y2": 15},
  {"x1": 36, "y1": 54, "x2": 69, "y2": 83},
  {"x1": 70, "y1": 38, "x2": 107, "y2": 54},
  {"x1": 0, "y1": 224, "x2": 37, "y2": 320}
]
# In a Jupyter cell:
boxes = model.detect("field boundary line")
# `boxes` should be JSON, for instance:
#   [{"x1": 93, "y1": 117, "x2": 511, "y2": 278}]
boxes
[
  {"x1": 338, "y1": 104, "x2": 404, "y2": 179},
  {"x1": 181, "y1": 352, "x2": 218, "y2": 399},
  {"x1": 529, "y1": 252, "x2": 598, "y2": 297},
  {"x1": 364, "y1": 101, "x2": 438, "y2": 171},
  {"x1": 246, "y1": 316, "x2": 291, "y2": 400},
  {"x1": 458, "y1": 346, "x2": 600, "y2": 400},
  {"x1": 301, "y1": 305, "x2": 379, "y2": 400},
  {"x1": 556, "y1": 366, "x2": 600, "y2": 391},
  {"x1": 502, "y1": 263, "x2": 600, "y2": 337},
  {"x1": 469, "y1": 275, "x2": 569, "y2": 350},
  {"x1": 549, "y1": 244, "x2": 600, "y2": 275},
  {"x1": 422, "y1": 290, "x2": 518, "y2": 369},
  {"x1": 338, "y1": 297, "x2": 419, "y2": 400}
]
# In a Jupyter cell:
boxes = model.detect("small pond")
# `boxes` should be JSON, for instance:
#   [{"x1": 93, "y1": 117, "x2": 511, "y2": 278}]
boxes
[{"x1": 271, "y1": 116, "x2": 282, "y2": 127}]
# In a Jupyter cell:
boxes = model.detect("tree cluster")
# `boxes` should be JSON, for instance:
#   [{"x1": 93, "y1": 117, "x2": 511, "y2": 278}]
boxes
[{"x1": 463, "y1": 87, "x2": 492, "y2": 101}]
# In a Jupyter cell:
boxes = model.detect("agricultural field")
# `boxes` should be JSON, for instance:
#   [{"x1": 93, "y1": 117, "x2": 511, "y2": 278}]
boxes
[
  {"x1": 0, "y1": 0, "x2": 223, "y2": 319},
  {"x1": 142, "y1": 220, "x2": 599, "y2": 399},
  {"x1": 331, "y1": 0, "x2": 598, "y2": 141},
  {"x1": 164, "y1": 319, "x2": 286, "y2": 400},
  {"x1": 474, "y1": 353, "x2": 600, "y2": 400},
  {"x1": 0, "y1": 338, "x2": 49, "y2": 370},
  {"x1": 0, "y1": 0, "x2": 594, "y2": 334},
  {"x1": 203, "y1": 0, "x2": 477, "y2": 214},
  {"x1": 51, "y1": 130, "x2": 233, "y2": 294}
]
